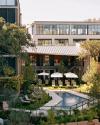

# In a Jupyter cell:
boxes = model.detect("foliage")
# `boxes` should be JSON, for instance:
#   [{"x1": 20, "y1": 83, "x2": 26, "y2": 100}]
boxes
[
  {"x1": 3, "y1": 66, "x2": 15, "y2": 76},
  {"x1": 23, "y1": 65, "x2": 36, "y2": 82},
  {"x1": 0, "y1": 76, "x2": 23, "y2": 93},
  {"x1": 13, "y1": 88, "x2": 51, "y2": 110},
  {"x1": 0, "y1": 18, "x2": 32, "y2": 55},
  {"x1": 76, "y1": 84, "x2": 92, "y2": 93},
  {"x1": 79, "y1": 40, "x2": 100, "y2": 61},
  {"x1": 0, "y1": 17, "x2": 33, "y2": 76},
  {"x1": 0, "y1": 110, "x2": 10, "y2": 119},
  {"x1": 82, "y1": 58, "x2": 97, "y2": 84},
  {"x1": 90, "y1": 73, "x2": 100, "y2": 97},
  {"x1": 40, "y1": 110, "x2": 56, "y2": 125},
  {"x1": 58, "y1": 60, "x2": 66, "y2": 73},
  {"x1": 9, "y1": 111, "x2": 30, "y2": 125}
]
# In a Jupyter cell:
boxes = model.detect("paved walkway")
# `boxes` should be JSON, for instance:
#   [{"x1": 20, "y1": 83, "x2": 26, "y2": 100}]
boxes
[
  {"x1": 31, "y1": 90, "x2": 62, "y2": 116},
  {"x1": 40, "y1": 90, "x2": 62, "y2": 110}
]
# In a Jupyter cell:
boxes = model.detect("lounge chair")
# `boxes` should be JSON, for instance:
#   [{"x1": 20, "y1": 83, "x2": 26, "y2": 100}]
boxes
[
  {"x1": 24, "y1": 95, "x2": 31, "y2": 101},
  {"x1": 52, "y1": 80, "x2": 55, "y2": 87},
  {"x1": 58, "y1": 80, "x2": 63, "y2": 87},
  {"x1": 72, "y1": 80, "x2": 77, "y2": 87},
  {"x1": 19, "y1": 97, "x2": 30, "y2": 104},
  {"x1": 65, "y1": 80, "x2": 70, "y2": 87}
]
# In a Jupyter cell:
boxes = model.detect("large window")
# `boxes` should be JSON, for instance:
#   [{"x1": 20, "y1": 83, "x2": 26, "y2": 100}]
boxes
[
  {"x1": 0, "y1": 0, "x2": 6, "y2": 5},
  {"x1": 49, "y1": 56, "x2": 54, "y2": 66},
  {"x1": 55, "y1": 39, "x2": 68, "y2": 45},
  {"x1": 36, "y1": 24, "x2": 70, "y2": 35},
  {"x1": 36, "y1": 55, "x2": 44, "y2": 66},
  {"x1": 88, "y1": 25, "x2": 100, "y2": 35},
  {"x1": 59, "y1": 24, "x2": 70, "y2": 35},
  {"x1": 7, "y1": 0, "x2": 15, "y2": 5},
  {"x1": 71, "y1": 25, "x2": 87, "y2": 35},
  {"x1": 0, "y1": 8, "x2": 15, "y2": 23},
  {"x1": 0, "y1": 0, "x2": 15, "y2": 5},
  {"x1": 38, "y1": 39, "x2": 52, "y2": 46},
  {"x1": 36, "y1": 24, "x2": 43, "y2": 35}
]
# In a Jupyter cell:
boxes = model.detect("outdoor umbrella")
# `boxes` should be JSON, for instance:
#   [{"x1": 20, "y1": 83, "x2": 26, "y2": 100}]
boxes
[
  {"x1": 38, "y1": 72, "x2": 49, "y2": 76},
  {"x1": 64, "y1": 72, "x2": 78, "y2": 78},
  {"x1": 51, "y1": 72, "x2": 63, "y2": 78},
  {"x1": 64, "y1": 72, "x2": 78, "y2": 86},
  {"x1": 51, "y1": 72, "x2": 63, "y2": 85},
  {"x1": 38, "y1": 72, "x2": 49, "y2": 83}
]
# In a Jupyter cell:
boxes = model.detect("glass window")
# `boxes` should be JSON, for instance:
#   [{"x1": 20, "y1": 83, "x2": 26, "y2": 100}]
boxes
[
  {"x1": 36, "y1": 24, "x2": 43, "y2": 35},
  {"x1": 36, "y1": 55, "x2": 44, "y2": 66},
  {"x1": 43, "y1": 25, "x2": 51, "y2": 35},
  {"x1": 49, "y1": 56, "x2": 54, "y2": 66},
  {"x1": 0, "y1": 8, "x2": 15, "y2": 23},
  {"x1": 59, "y1": 25, "x2": 70, "y2": 35},
  {"x1": 38, "y1": 39, "x2": 52, "y2": 46},
  {"x1": 52, "y1": 24, "x2": 57, "y2": 35},
  {"x1": 88, "y1": 25, "x2": 100, "y2": 35},
  {"x1": 36, "y1": 24, "x2": 70, "y2": 35},
  {"x1": 7, "y1": 0, "x2": 15, "y2": 5},
  {"x1": 0, "y1": 8, "x2": 7, "y2": 21},
  {"x1": 0, "y1": 0, "x2": 15, "y2": 5},
  {"x1": 0, "y1": 0, "x2": 6, "y2": 5},
  {"x1": 7, "y1": 8, "x2": 15, "y2": 23},
  {"x1": 71, "y1": 25, "x2": 77, "y2": 35},
  {"x1": 71, "y1": 25, "x2": 87, "y2": 35},
  {"x1": 55, "y1": 39, "x2": 68, "y2": 45}
]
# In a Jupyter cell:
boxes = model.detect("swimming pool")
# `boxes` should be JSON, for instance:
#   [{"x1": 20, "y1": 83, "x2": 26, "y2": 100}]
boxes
[{"x1": 55, "y1": 92, "x2": 86, "y2": 110}]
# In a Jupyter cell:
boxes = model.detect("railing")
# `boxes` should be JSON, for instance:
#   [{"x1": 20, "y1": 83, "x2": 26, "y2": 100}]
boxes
[{"x1": 29, "y1": 97, "x2": 97, "y2": 116}]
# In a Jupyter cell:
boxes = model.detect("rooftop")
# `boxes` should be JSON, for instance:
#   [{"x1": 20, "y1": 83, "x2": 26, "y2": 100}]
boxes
[{"x1": 24, "y1": 44, "x2": 81, "y2": 56}]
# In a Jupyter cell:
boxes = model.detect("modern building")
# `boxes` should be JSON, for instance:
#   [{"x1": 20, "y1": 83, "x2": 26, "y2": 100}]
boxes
[
  {"x1": 26, "y1": 21, "x2": 100, "y2": 80},
  {"x1": 29, "y1": 21, "x2": 100, "y2": 46},
  {"x1": 0, "y1": 0, "x2": 21, "y2": 25},
  {"x1": 0, "y1": 0, "x2": 21, "y2": 76}
]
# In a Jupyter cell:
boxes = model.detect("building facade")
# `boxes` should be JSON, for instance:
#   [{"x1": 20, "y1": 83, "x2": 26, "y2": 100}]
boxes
[
  {"x1": 29, "y1": 21, "x2": 100, "y2": 46},
  {"x1": 0, "y1": 0, "x2": 21, "y2": 25},
  {"x1": 27, "y1": 21, "x2": 100, "y2": 78},
  {"x1": 0, "y1": 0, "x2": 21, "y2": 76}
]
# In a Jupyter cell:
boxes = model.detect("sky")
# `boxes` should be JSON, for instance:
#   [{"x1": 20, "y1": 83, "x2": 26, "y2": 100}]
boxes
[{"x1": 19, "y1": 0, "x2": 100, "y2": 25}]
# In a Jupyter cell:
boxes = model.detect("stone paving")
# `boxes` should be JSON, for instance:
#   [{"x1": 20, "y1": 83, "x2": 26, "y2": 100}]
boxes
[{"x1": 40, "y1": 90, "x2": 62, "y2": 110}]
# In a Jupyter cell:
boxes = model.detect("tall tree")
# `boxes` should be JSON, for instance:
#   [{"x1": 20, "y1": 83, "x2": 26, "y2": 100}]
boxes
[
  {"x1": 80, "y1": 40, "x2": 100, "y2": 61},
  {"x1": 0, "y1": 20, "x2": 32, "y2": 55},
  {"x1": 0, "y1": 17, "x2": 33, "y2": 76}
]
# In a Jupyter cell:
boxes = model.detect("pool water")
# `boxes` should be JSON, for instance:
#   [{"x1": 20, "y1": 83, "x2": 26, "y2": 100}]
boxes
[{"x1": 55, "y1": 92, "x2": 86, "y2": 110}]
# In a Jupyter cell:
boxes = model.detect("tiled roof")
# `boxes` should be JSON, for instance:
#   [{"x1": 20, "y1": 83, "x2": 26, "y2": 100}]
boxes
[{"x1": 24, "y1": 45, "x2": 81, "y2": 56}]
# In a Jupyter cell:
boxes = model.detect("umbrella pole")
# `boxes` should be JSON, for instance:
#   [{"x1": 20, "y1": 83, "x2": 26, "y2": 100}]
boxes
[
  {"x1": 43, "y1": 75, "x2": 45, "y2": 84},
  {"x1": 70, "y1": 78, "x2": 71, "y2": 86}
]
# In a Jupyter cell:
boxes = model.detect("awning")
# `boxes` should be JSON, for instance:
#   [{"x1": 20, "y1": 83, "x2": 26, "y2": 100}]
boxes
[{"x1": 24, "y1": 45, "x2": 81, "y2": 56}]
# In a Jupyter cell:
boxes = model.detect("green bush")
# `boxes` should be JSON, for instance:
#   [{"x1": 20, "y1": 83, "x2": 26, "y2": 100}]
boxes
[{"x1": 0, "y1": 111, "x2": 10, "y2": 119}]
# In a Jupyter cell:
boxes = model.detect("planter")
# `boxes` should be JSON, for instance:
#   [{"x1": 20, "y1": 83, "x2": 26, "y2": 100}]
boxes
[
  {"x1": 98, "y1": 117, "x2": 100, "y2": 122},
  {"x1": 88, "y1": 121, "x2": 95, "y2": 125}
]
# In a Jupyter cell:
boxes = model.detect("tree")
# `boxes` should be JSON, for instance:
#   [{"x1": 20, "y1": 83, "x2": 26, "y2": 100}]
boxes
[
  {"x1": 80, "y1": 40, "x2": 100, "y2": 61},
  {"x1": 82, "y1": 58, "x2": 97, "y2": 84},
  {"x1": 0, "y1": 17, "x2": 33, "y2": 75},
  {"x1": 0, "y1": 17, "x2": 34, "y2": 93},
  {"x1": 80, "y1": 40, "x2": 100, "y2": 96}
]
